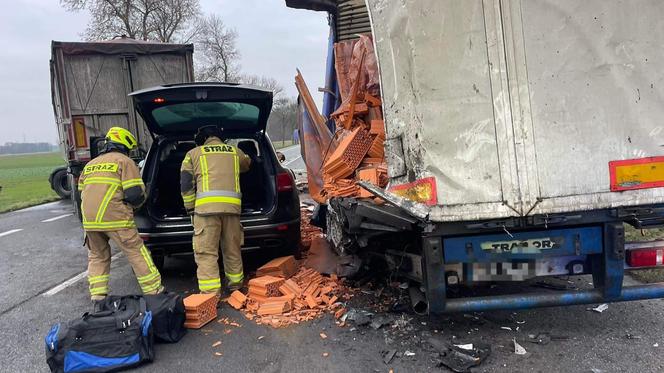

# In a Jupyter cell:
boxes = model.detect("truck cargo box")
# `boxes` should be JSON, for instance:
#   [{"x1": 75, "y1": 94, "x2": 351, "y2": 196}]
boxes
[
  {"x1": 50, "y1": 38, "x2": 194, "y2": 162},
  {"x1": 366, "y1": 0, "x2": 664, "y2": 222}
]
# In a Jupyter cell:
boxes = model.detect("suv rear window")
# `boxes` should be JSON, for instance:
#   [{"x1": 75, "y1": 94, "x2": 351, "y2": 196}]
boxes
[{"x1": 152, "y1": 102, "x2": 260, "y2": 132}]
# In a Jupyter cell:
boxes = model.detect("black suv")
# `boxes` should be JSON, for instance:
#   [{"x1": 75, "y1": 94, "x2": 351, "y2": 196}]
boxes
[{"x1": 129, "y1": 83, "x2": 300, "y2": 269}]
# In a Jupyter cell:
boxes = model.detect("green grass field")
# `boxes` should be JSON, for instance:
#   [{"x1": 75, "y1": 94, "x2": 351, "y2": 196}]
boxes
[{"x1": 0, "y1": 152, "x2": 66, "y2": 213}]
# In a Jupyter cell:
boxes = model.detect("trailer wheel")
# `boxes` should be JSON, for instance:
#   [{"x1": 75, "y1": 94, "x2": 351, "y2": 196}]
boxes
[
  {"x1": 50, "y1": 167, "x2": 71, "y2": 199},
  {"x1": 69, "y1": 174, "x2": 83, "y2": 222}
]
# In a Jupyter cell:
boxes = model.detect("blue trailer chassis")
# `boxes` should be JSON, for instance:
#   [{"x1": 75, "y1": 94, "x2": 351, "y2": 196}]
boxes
[{"x1": 423, "y1": 221, "x2": 664, "y2": 313}]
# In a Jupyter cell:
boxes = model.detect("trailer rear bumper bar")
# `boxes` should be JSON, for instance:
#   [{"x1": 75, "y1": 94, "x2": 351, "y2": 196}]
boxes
[
  {"x1": 421, "y1": 222, "x2": 664, "y2": 314},
  {"x1": 440, "y1": 283, "x2": 664, "y2": 313}
]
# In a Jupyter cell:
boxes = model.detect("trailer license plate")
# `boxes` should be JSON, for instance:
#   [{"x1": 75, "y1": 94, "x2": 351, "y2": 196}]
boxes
[{"x1": 480, "y1": 237, "x2": 562, "y2": 253}]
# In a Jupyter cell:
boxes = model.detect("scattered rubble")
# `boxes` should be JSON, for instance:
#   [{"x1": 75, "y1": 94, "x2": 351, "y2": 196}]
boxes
[{"x1": 227, "y1": 258, "x2": 353, "y2": 328}]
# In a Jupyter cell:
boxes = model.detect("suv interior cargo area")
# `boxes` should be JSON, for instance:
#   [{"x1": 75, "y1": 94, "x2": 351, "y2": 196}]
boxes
[{"x1": 145, "y1": 136, "x2": 277, "y2": 220}]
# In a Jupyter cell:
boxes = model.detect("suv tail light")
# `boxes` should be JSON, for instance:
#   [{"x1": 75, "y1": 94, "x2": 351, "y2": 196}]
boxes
[{"x1": 276, "y1": 172, "x2": 294, "y2": 192}]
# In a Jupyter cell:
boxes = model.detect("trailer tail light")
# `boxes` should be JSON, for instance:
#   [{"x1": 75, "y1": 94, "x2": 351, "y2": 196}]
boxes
[
  {"x1": 627, "y1": 248, "x2": 664, "y2": 267},
  {"x1": 276, "y1": 172, "x2": 294, "y2": 192},
  {"x1": 388, "y1": 177, "x2": 438, "y2": 205},
  {"x1": 72, "y1": 116, "x2": 87, "y2": 148}
]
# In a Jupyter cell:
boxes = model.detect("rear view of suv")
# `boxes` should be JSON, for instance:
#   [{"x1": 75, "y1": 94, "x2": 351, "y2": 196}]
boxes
[{"x1": 129, "y1": 83, "x2": 300, "y2": 269}]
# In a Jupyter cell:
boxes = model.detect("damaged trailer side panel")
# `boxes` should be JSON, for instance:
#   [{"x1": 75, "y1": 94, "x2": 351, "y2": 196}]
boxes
[{"x1": 366, "y1": 0, "x2": 664, "y2": 222}]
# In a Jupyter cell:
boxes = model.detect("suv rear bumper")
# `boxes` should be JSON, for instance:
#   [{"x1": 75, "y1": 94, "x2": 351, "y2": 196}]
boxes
[{"x1": 138, "y1": 217, "x2": 301, "y2": 255}]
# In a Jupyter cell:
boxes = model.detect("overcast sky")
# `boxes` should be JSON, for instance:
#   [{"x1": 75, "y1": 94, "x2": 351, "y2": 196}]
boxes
[{"x1": 0, "y1": 0, "x2": 329, "y2": 143}]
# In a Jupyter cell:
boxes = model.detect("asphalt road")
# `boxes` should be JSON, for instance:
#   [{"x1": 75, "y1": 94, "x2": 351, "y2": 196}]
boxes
[
  {"x1": 2, "y1": 200, "x2": 664, "y2": 372},
  {"x1": 279, "y1": 144, "x2": 305, "y2": 170}
]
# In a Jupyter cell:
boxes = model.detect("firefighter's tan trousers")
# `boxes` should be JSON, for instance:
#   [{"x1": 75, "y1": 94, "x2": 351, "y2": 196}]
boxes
[
  {"x1": 86, "y1": 228, "x2": 162, "y2": 300},
  {"x1": 192, "y1": 214, "x2": 244, "y2": 295}
]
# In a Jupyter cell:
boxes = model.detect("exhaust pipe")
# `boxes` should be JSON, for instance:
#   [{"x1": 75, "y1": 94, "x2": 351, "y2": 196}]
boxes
[{"x1": 409, "y1": 285, "x2": 429, "y2": 315}]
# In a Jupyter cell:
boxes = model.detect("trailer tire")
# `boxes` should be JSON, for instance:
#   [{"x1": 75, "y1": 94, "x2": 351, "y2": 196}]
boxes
[
  {"x1": 50, "y1": 167, "x2": 71, "y2": 199},
  {"x1": 69, "y1": 174, "x2": 83, "y2": 222}
]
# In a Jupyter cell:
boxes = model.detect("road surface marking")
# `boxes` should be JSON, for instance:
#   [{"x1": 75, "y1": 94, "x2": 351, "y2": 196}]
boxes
[
  {"x1": 284, "y1": 155, "x2": 302, "y2": 166},
  {"x1": 41, "y1": 214, "x2": 72, "y2": 223},
  {"x1": 0, "y1": 229, "x2": 22, "y2": 238},
  {"x1": 42, "y1": 252, "x2": 123, "y2": 297}
]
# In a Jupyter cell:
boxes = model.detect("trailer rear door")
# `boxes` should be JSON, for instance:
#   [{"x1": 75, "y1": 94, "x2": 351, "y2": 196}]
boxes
[{"x1": 367, "y1": 0, "x2": 664, "y2": 222}]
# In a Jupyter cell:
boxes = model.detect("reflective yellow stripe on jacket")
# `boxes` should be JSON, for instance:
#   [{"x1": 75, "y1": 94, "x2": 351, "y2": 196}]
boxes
[
  {"x1": 122, "y1": 178, "x2": 144, "y2": 189},
  {"x1": 194, "y1": 190, "x2": 242, "y2": 207},
  {"x1": 82, "y1": 220, "x2": 136, "y2": 230}
]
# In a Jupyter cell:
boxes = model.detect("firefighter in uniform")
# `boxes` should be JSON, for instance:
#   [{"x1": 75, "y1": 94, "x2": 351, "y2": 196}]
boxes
[
  {"x1": 180, "y1": 125, "x2": 251, "y2": 296},
  {"x1": 78, "y1": 127, "x2": 163, "y2": 301}
]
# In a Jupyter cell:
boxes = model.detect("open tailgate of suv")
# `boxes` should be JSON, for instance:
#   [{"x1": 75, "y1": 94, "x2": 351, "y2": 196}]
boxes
[{"x1": 130, "y1": 83, "x2": 273, "y2": 136}]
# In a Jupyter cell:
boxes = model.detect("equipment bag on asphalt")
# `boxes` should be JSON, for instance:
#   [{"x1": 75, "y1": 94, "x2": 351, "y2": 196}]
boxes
[
  {"x1": 44, "y1": 297, "x2": 154, "y2": 373},
  {"x1": 101, "y1": 293, "x2": 187, "y2": 343}
]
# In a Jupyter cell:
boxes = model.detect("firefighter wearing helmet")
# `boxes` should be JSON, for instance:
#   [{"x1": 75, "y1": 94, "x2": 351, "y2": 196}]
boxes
[
  {"x1": 180, "y1": 125, "x2": 251, "y2": 297},
  {"x1": 78, "y1": 127, "x2": 163, "y2": 302}
]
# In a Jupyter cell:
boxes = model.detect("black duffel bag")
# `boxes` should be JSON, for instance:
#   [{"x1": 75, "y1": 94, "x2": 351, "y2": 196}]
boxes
[
  {"x1": 45, "y1": 297, "x2": 154, "y2": 373},
  {"x1": 102, "y1": 293, "x2": 186, "y2": 343}
]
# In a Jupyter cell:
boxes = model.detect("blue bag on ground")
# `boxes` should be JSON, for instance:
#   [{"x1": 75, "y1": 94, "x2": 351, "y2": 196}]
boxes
[{"x1": 45, "y1": 297, "x2": 154, "y2": 373}]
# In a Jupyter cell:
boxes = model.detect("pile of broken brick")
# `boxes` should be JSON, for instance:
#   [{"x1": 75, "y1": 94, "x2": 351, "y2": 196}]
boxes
[
  {"x1": 296, "y1": 33, "x2": 387, "y2": 201},
  {"x1": 226, "y1": 255, "x2": 352, "y2": 328}
]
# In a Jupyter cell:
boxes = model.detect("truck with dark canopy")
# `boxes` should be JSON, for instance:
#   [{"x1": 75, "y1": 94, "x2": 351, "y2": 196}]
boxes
[{"x1": 49, "y1": 37, "x2": 194, "y2": 215}]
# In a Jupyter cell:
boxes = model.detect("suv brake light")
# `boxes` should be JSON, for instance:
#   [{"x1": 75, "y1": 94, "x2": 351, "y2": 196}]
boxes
[{"x1": 276, "y1": 172, "x2": 294, "y2": 192}]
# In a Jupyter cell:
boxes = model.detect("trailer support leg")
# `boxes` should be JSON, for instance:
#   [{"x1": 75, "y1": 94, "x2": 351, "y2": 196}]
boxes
[
  {"x1": 592, "y1": 223, "x2": 625, "y2": 299},
  {"x1": 423, "y1": 236, "x2": 446, "y2": 314}
]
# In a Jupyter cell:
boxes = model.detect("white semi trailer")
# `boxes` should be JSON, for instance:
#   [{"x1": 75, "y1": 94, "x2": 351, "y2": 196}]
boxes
[{"x1": 287, "y1": 0, "x2": 664, "y2": 313}]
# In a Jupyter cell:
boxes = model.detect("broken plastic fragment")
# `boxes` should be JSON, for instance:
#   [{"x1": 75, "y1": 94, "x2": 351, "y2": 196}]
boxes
[
  {"x1": 500, "y1": 326, "x2": 513, "y2": 331},
  {"x1": 455, "y1": 344, "x2": 474, "y2": 350},
  {"x1": 382, "y1": 349, "x2": 397, "y2": 364},
  {"x1": 404, "y1": 350, "x2": 416, "y2": 357},
  {"x1": 589, "y1": 303, "x2": 609, "y2": 313},
  {"x1": 429, "y1": 337, "x2": 490, "y2": 373},
  {"x1": 513, "y1": 339, "x2": 527, "y2": 355}
]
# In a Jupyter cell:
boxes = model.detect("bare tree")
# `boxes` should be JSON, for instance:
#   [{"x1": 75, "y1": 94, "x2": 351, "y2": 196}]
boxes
[
  {"x1": 194, "y1": 14, "x2": 241, "y2": 82},
  {"x1": 151, "y1": 0, "x2": 200, "y2": 42},
  {"x1": 267, "y1": 97, "x2": 298, "y2": 147},
  {"x1": 240, "y1": 75, "x2": 284, "y2": 98},
  {"x1": 61, "y1": 0, "x2": 200, "y2": 42}
]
